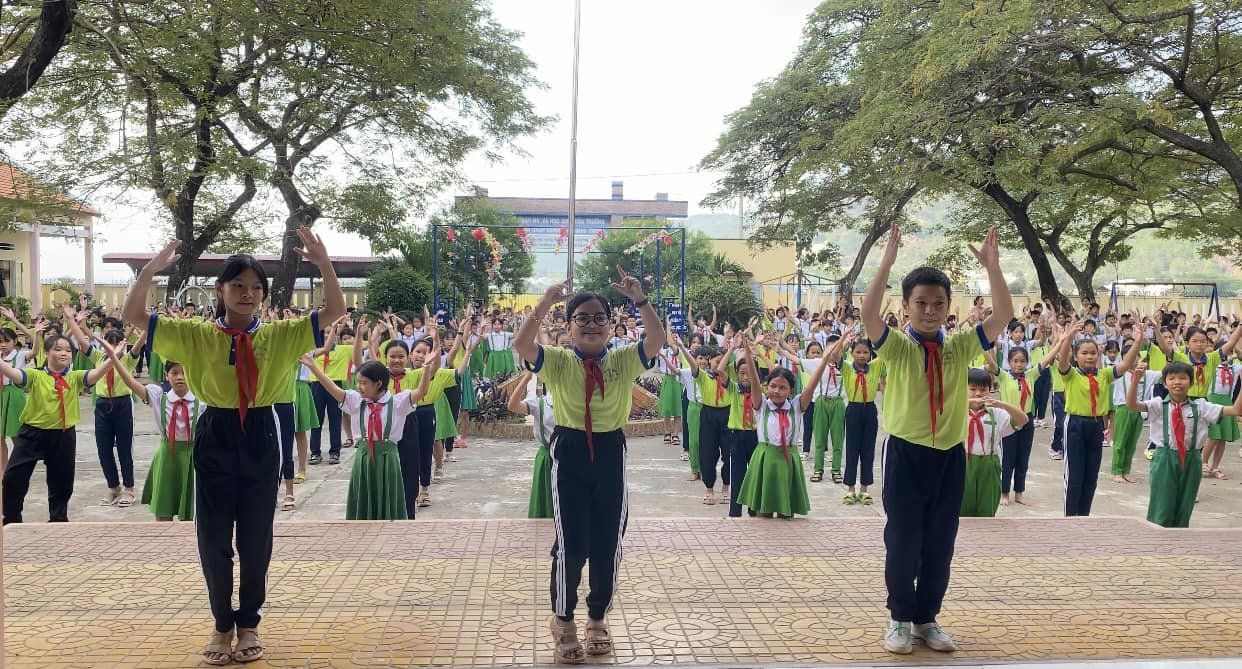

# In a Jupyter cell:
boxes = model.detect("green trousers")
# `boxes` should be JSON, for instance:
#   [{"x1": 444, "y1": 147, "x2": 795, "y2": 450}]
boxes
[
  {"x1": 960, "y1": 453, "x2": 1001, "y2": 518},
  {"x1": 1110, "y1": 406, "x2": 1144, "y2": 476},
  {"x1": 812, "y1": 396, "x2": 846, "y2": 474},
  {"x1": 1147, "y1": 447, "x2": 1202, "y2": 528},
  {"x1": 687, "y1": 401, "x2": 702, "y2": 474}
]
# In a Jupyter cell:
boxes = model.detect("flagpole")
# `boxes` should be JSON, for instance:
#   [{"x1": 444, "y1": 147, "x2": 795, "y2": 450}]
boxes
[{"x1": 565, "y1": 0, "x2": 582, "y2": 289}]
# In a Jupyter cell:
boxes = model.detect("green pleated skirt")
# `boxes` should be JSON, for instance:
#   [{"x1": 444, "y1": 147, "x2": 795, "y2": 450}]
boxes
[
  {"x1": 434, "y1": 394, "x2": 458, "y2": 439},
  {"x1": 735, "y1": 441, "x2": 810, "y2": 516},
  {"x1": 687, "y1": 401, "x2": 702, "y2": 474},
  {"x1": 1208, "y1": 392, "x2": 1240, "y2": 442},
  {"x1": 484, "y1": 349, "x2": 517, "y2": 378},
  {"x1": 659, "y1": 376, "x2": 684, "y2": 417},
  {"x1": 346, "y1": 439, "x2": 407, "y2": 520},
  {"x1": 960, "y1": 453, "x2": 1002, "y2": 517},
  {"x1": 293, "y1": 380, "x2": 320, "y2": 431},
  {"x1": 149, "y1": 352, "x2": 165, "y2": 384},
  {"x1": 1, "y1": 383, "x2": 26, "y2": 438},
  {"x1": 529, "y1": 443, "x2": 554, "y2": 518},
  {"x1": 142, "y1": 440, "x2": 194, "y2": 520},
  {"x1": 459, "y1": 371, "x2": 478, "y2": 411}
]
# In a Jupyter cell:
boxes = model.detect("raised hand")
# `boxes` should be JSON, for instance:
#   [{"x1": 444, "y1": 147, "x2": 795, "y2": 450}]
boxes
[
  {"x1": 92, "y1": 334, "x2": 122, "y2": 361},
  {"x1": 879, "y1": 223, "x2": 902, "y2": 269},
  {"x1": 968, "y1": 227, "x2": 1002, "y2": 270},
  {"x1": 293, "y1": 227, "x2": 331, "y2": 267},
  {"x1": 144, "y1": 240, "x2": 183, "y2": 275},
  {"x1": 610, "y1": 266, "x2": 646, "y2": 303}
]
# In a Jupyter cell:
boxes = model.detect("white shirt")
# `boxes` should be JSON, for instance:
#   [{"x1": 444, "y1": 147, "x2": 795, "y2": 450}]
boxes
[
  {"x1": 756, "y1": 398, "x2": 802, "y2": 448},
  {"x1": 677, "y1": 367, "x2": 702, "y2": 402},
  {"x1": 146, "y1": 385, "x2": 205, "y2": 443},
  {"x1": 1142, "y1": 397, "x2": 1223, "y2": 451},
  {"x1": 1, "y1": 349, "x2": 26, "y2": 386},
  {"x1": 341, "y1": 390, "x2": 416, "y2": 443},
  {"x1": 523, "y1": 395, "x2": 556, "y2": 446},
  {"x1": 487, "y1": 332, "x2": 513, "y2": 351},
  {"x1": 801, "y1": 358, "x2": 844, "y2": 399},
  {"x1": 1208, "y1": 361, "x2": 1242, "y2": 398},
  {"x1": 965, "y1": 407, "x2": 1014, "y2": 456},
  {"x1": 997, "y1": 339, "x2": 1032, "y2": 372},
  {"x1": 1112, "y1": 370, "x2": 1162, "y2": 408},
  {"x1": 656, "y1": 348, "x2": 679, "y2": 375},
  {"x1": 773, "y1": 317, "x2": 787, "y2": 333}
]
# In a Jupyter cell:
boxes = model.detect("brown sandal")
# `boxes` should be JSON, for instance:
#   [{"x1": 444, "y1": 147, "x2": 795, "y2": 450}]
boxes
[
  {"x1": 202, "y1": 628, "x2": 234, "y2": 666},
  {"x1": 234, "y1": 627, "x2": 263, "y2": 663},
  {"x1": 810, "y1": 471, "x2": 823, "y2": 482},
  {"x1": 550, "y1": 617, "x2": 585, "y2": 664},
  {"x1": 584, "y1": 618, "x2": 613, "y2": 656}
]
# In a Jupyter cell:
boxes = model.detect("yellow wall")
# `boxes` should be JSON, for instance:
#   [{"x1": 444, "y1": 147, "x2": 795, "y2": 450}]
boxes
[
  {"x1": 710, "y1": 239, "x2": 800, "y2": 307},
  {"x1": 0, "y1": 231, "x2": 31, "y2": 302}
]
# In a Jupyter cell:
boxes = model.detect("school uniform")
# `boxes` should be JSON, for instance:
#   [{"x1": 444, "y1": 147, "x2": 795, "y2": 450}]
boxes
[
  {"x1": 148, "y1": 311, "x2": 321, "y2": 634},
  {"x1": 997, "y1": 367, "x2": 1040, "y2": 494},
  {"x1": 677, "y1": 361, "x2": 703, "y2": 475},
  {"x1": 456, "y1": 338, "x2": 482, "y2": 413},
  {"x1": 1030, "y1": 344, "x2": 1052, "y2": 421},
  {"x1": 1050, "y1": 362, "x2": 1067, "y2": 454},
  {"x1": 1110, "y1": 371, "x2": 1160, "y2": 476},
  {"x1": 1207, "y1": 361, "x2": 1241, "y2": 442},
  {"x1": 842, "y1": 360, "x2": 884, "y2": 488},
  {"x1": 293, "y1": 363, "x2": 320, "y2": 432},
  {"x1": 310, "y1": 343, "x2": 353, "y2": 460},
  {"x1": 695, "y1": 369, "x2": 732, "y2": 490},
  {"x1": 657, "y1": 349, "x2": 683, "y2": 418},
  {"x1": 960, "y1": 408, "x2": 1014, "y2": 517},
  {"x1": 1057, "y1": 365, "x2": 1117, "y2": 517},
  {"x1": 341, "y1": 390, "x2": 414, "y2": 520},
  {"x1": 141, "y1": 384, "x2": 205, "y2": 519},
  {"x1": 0, "y1": 349, "x2": 28, "y2": 438},
  {"x1": 483, "y1": 331, "x2": 517, "y2": 378},
  {"x1": 401, "y1": 367, "x2": 456, "y2": 515},
  {"x1": 1142, "y1": 397, "x2": 1224, "y2": 527},
  {"x1": 1146, "y1": 344, "x2": 1170, "y2": 401},
  {"x1": 524, "y1": 393, "x2": 556, "y2": 518},
  {"x1": 726, "y1": 377, "x2": 759, "y2": 517},
  {"x1": 2, "y1": 367, "x2": 93, "y2": 523},
  {"x1": 1172, "y1": 349, "x2": 1220, "y2": 399},
  {"x1": 801, "y1": 357, "x2": 846, "y2": 476},
  {"x1": 526, "y1": 341, "x2": 653, "y2": 621},
  {"x1": 874, "y1": 324, "x2": 990, "y2": 626},
  {"x1": 735, "y1": 398, "x2": 810, "y2": 516},
  {"x1": 89, "y1": 347, "x2": 139, "y2": 490}
]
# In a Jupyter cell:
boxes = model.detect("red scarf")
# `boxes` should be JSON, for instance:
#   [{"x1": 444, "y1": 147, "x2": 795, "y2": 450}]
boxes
[
  {"x1": 776, "y1": 407, "x2": 791, "y2": 462},
  {"x1": 168, "y1": 398, "x2": 190, "y2": 453},
  {"x1": 1170, "y1": 401, "x2": 1188, "y2": 466},
  {"x1": 216, "y1": 321, "x2": 259, "y2": 427},
  {"x1": 742, "y1": 387, "x2": 755, "y2": 430},
  {"x1": 920, "y1": 338, "x2": 945, "y2": 439},
  {"x1": 583, "y1": 356, "x2": 605, "y2": 462},
  {"x1": 967, "y1": 409, "x2": 986, "y2": 459},
  {"x1": 1190, "y1": 353, "x2": 1207, "y2": 387},
  {"x1": 713, "y1": 372, "x2": 725, "y2": 404},
  {"x1": 391, "y1": 372, "x2": 405, "y2": 393},
  {"x1": 50, "y1": 370, "x2": 69, "y2": 429},
  {"x1": 1014, "y1": 372, "x2": 1030, "y2": 410},
  {"x1": 1082, "y1": 368, "x2": 1100, "y2": 415},
  {"x1": 322, "y1": 349, "x2": 331, "y2": 374},
  {"x1": 826, "y1": 364, "x2": 838, "y2": 393},
  {"x1": 366, "y1": 401, "x2": 384, "y2": 464},
  {"x1": 105, "y1": 367, "x2": 116, "y2": 397},
  {"x1": 853, "y1": 366, "x2": 869, "y2": 402}
]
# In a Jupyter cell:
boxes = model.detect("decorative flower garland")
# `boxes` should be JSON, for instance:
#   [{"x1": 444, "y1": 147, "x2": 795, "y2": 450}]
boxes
[{"x1": 624, "y1": 229, "x2": 675, "y2": 255}]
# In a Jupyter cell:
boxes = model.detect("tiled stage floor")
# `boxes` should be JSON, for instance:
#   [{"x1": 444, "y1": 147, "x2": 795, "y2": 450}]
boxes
[{"x1": 5, "y1": 517, "x2": 1242, "y2": 667}]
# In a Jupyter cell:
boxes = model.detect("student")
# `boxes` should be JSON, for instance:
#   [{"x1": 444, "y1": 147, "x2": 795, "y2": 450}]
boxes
[
  {"x1": 1055, "y1": 320, "x2": 1142, "y2": 517},
  {"x1": 987, "y1": 341, "x2": 1058, "y2": 505},
  {"x1": 735, "y1": 340, "x2": 833, "y2": 518},
  {"x1": 483, "y1": 319, "x2": 517, "y2": 378},
  {"x1": 404, "y1": 335, "x2": 454, "y2": 509},
  {"x1": 694, "y1": 344, "x2": 733, "y2": 505},
  {"x1": 90, "y1": 327, "x2": 144, "y2": 507},
  {"x1": 671, "y1": 334, "x2": 704, "y2": 480},
  {"x1": 960, "y1": 368, "x2": 1028, "y2": 517},
  {"x1": 309, "y1": 319, "x2": 352, "y2": 466},
  {"x1": 1, "y1": 331, "x2": 116, "y2": 523},
  {"x1": 102, "y1": 345, "x2": 205, "y2": 521},
  {"x1": 0, "y1": 312, "x2": 40, "y2": 471},
  {"x1": 433, "y1": 331, "x2": 471, "y2": 482},
  {"x1": 1127, "y1": 361, "x2": 1242, "y2": 527},
  {"x1": 371, "y1": 337, "x2": 423, "y2": 518},
  {"x1": 507, "y1": 371, "x2": 555, "y2": 518},
  {"x1": 841, "y1": 335, "x2": 885, "y2": 505},
  {"x1": 514, "y1": 270, "x2": 664, "y2": 665},
  {"x1": 1203, "y1": 347, "x2": 1242, "y2": 478},
  {"x1": 122, "y1": 230, "x2": 344, "y2": 665},
  {"x1": 1109, "y1": 349, "x2": 1161, "y2": 483},
  {"x1": 656, "y1": 341, "x2": 683, "y2": 447},
  {"x1": 722, "y1": 333, "x2": 760, "y2": 518},
  {"x1": 860, "y1": 224, "x2": 1013, "y2": 655}
]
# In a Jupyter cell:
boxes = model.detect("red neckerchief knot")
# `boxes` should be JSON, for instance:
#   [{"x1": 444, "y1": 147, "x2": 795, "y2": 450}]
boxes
[
  {"x1": 1014, "y1": 371, "x2": 1030, "y2": 411},
  {"x1": 583, "y1": 355, "x2": 606, "y2": 462},
  {"x1": 1082, "y1": 367, "x2": 1100, "y2": 415},
  {"x1": 741, "y1": 385, "x2": 755, "y2": 430},
  {"x1": 1171, "y1": 401, "x2": 1188, "y2": 466},
  {"x1": 169, "y1": 398, "x2": 189, "y2": 453},
  {"x1": 776, "y1": 406, "x2": 791, "y2": 462},
  {"x1": 854, "y1": 364, "x2": 869, "y2": 402},
  {"x1": 216, "y1": 319, "x2": 259, "y2": 428},
  {"x1": 366, "y1": 401, "x2": 384, "y2": 465},
  {"x1": 713, "y1": 371, "x2": 725, "y2": 404},
  {"x1": 967, "y1": 409, "x2": 987, "y2": 460},
  {"x1": 50, "y1": 369, "x2": 69, "y2": 429},
  {"x1": 391, "y1": 372, "x2": 404, "y2": 393},
  {"x1": 917, "y1": 334, "x2": 945, "y2": 441}
]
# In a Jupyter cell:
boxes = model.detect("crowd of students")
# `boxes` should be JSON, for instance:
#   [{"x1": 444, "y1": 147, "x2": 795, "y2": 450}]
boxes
[{"x1": 1, "y1": 223, "x2": 1240, "y2": 662}]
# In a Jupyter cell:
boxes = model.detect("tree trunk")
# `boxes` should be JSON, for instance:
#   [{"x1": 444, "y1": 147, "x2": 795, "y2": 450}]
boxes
[
  {"x1": 0, "y1": 0, "x2": 76, "y2": 118},
  {"x1": 836, "y1": 185, "x2": 918, "y2": 307},
  {"x1": 270, "y1": 177, "x2": 321, "y2": 309},
  {"x1": 979, "y1": 183, "x2": 1072, "y2": 313}
]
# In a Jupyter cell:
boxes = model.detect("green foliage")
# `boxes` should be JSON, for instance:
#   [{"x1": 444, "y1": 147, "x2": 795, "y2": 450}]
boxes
[
  {"x1": 364, "y1": 264, "x2": 432, "y2": 315},
  {"x1": 573, "y1": 220, "x2": 714, "y2": 303},
  {"x1": 0, "y1": 297, "x2": 32, "y2": 324},
  {"x1": 686, "y1": 281, "x2": 762, "y2": 332},
  {"x1": 408, "y1": 199, "x2": 535, "y2": 307}
]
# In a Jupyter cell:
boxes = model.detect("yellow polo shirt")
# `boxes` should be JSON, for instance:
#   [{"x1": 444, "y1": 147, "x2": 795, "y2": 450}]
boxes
[
  {"x1": 1056, "y1": 365, "x2": 1117, "y2": 417},
  {"x1": 841, "y1": 361, "x2": 885, "y2": 403},
  {"x1": 529, "y1": 343, "x2": 652, "y2": 432},
  {"x1": 20, "y1": 368, "x2": 90, "y2": 429}
]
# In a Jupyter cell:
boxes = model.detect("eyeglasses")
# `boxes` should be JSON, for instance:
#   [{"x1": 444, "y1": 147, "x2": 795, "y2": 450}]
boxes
[{"x1": 571, "y1": 313, "x2": 610, "y2": 327}]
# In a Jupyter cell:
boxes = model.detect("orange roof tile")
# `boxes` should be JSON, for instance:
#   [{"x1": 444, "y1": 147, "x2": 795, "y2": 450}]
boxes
[{"x1": 0, "y1": 159, "x2": 101, "y2": 217}]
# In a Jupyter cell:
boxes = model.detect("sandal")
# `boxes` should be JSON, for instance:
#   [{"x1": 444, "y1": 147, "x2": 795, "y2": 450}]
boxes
[
  {"x1": 843, "y1": 492, "x2": 858, "y2": 505},
  {"x1": 687, "y1": 472, "x2": 701, "y2": 481},
  {"x1": 663, "y1": 434, "x2": 672, "y2": 444},
  {"x1": 117, "y1": 488, "x2": 135, "y2": 508},
  {"x1": 294, "y1": 471, "x2": 307, "y2": 484},
  {"x1": 202, "y1": 628, "x2": 234, "y2": 666},
  {"x1": 584, "y1": 618, "x2": 613, "y2": 656},
  {"x1": 282, "y1": 494, "x2": 295, "y2": 511},
  {"x1": 233, "y1": 627, "x2": 263, "y2": 663},
  {"x1": 670, "y1": 435, "x2": 681, "y2": 446},
  {"x1": 680, "y1": 452, "x2": 689, "y2": 461},
  {"x1": 418, "y1": 489, "x2": 431, "y2": 507},
  {"x1": 703, "y1": 491, "x2": 716, "y2": 505},
  {"x1": 328, "y1": 455, "x2": 340, "y2": 465},
  {"x1": 343, "y1": 438, "x2": 355, "y2": 449},
  {"x1": 101, "y1": 486, "x2": 121, "y2": 506},
  {"x1": 810, "y1": 471, "x2": 823, "y2": 483},
  {"x1": 1213, "y1": 469, "x2": 1229, "y2": 480},
  {"x1": 432, "y1": 467, "x2": 444, "y2": 484},
  {"x1": 859, "y1": 492, "x2": 874, "y2": 506},
  {"x1": 549, "y1": 617, "x2": 585, "y2": 664},
  {"x1": 831, "y1": 472, "x2": 843, "y2": 484}
]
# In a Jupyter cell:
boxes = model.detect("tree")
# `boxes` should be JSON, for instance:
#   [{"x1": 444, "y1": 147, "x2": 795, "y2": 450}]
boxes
[
  {"x1": 573, "y1": 220, "x2": 715, "y2": 304},
  {"x1": 364, "y1": 263, "x2": 432, "y2": 315},
  {"x1": 410, "y1": 199, "x2": 534, "y2": 308},
  {"x1": 0, "y1": 0, "x2": 76, "y2": 119},
  {"x1": 686, "y1": 281, "x2": 762, "y2": 333}
]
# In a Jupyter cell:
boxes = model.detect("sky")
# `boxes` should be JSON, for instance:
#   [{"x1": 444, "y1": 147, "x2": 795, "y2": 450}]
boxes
[{"x1": 45, "y1": 0, "x2": 823, "y2": 283}]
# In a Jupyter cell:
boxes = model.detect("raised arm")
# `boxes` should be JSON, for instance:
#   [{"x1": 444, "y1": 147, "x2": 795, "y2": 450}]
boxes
[
  {"x1": 1221, "y1": 322, "x2": 1242, "y2": 358},
  {"x1": 83, "y1": 342, "x2": 117, "y2": 387},
  {"x1": 294, "y1": 227, "x2": 345, "y2": 324},
  {"x1": 740, "y1": 334, "x2": 761, "y2": 395},
  {"x1": 410, "y1": 345, "x2": 440, "y2": 403},
  {"x1": 1113, "y1": 326, "x2": 1144, "y2": 376},
  {"x1": 515, "y1": 282, "x2": 568, "y2": 363},
  {"x1": 611, "y1": 266, "x2": 665, "y2": 360},
  {"x1": 799, "y1": 337, "x2": 834, "y2": 411},
  {"x1": 0, "y1": 350, "x2": 25, "y2": 385},
  {"x1": 61, "y1": 306, "x2": 92, "y2": 353},
  {"x1": 301, "y1": 353, "x2": 346, "y2": 403},
  {"x1": 971, "y1": 227, "x2": 1014, "y2": 344},
  {"x1": 862, "y1": 224, "x2": 900, "y2": 341},
  {"x1": 0, "y1": 306, "x2": 34, "y2": 345},
  {"x1": 1124, "y1": 363, "x2": 1146, "y2": 413},
  {"x1": 715, "y1": 336, "x2": 738, "y2": 376},
  {"x1": 123, "y1": 241, "x2": 181, "y2": 330},
  {"x1": 352, "y1": 316, "x2": 369, "y2": 368},
  {"x1": 97, "y1": 335, "x2": 149, "y2": 403},
  {"x1": 984, "y1": 347, "x2": 999, "y2": 375},
  {"x1": 507, "y1": 371, "x2": 534, "y2": 415},
  {"x1": 984, "y1": 396, "x2": 1030, "y2": 429}
]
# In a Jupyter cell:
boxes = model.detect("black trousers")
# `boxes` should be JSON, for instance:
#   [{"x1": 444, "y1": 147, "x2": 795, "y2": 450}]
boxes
[
  {"x1": 442, "y1": 383, "x2": 462, "y2": 452},
  {"x1": 681, "y1": 395, "x2": 690, "y2": 452},
  {"x1": 1001, "y1": 416, "x2": 1035, "y2": 494},
  {"x1": 397, "y1": 426, "x2": 419, "y2": 519},
  {"x1": 3, "y1": 424, "x2": 76, "y2": 524},
  {"x1": 194, "y1": 406, "x2": 281, "y2": 633},
  {"x1": 1064, "y1": 414, "x2": 1105, "y2": 517},
  {"x1": 697, "y1": 405, "x2": 731, "y2": 489},
  {"x1": 274, "y1": 403, "x2": 295, "y2": 481},
  {"x1": 310, "y1": 381, "x2": 343, "y2": 458},
  {"x1": 549, "y1": 427, "x2": 627, "y2": 621},
  {"x1": 1033, "y1": 367, "x2": 1051, "y2": 420},
  {"x1": 1050, "y1": 392, "x2": 1066, "y2": 453},
  {"x1": 414, "y1": 404, "x2": 436, "y2": 486},
  {"x1": 844, "y1": 402, "x2": 878, "y2": 487},
  {"x1": 882, "y1": 436, "x2": 964, "y2": 625},
  {"x1": 728, "y1": 429, "x2": 758, "y2": 517},
  {"x1": 95, "y1": 397, "x2": 135, "y2": 489},
  {"x1": 802, "y1": 403, "x2": 814, "y2": 454}
]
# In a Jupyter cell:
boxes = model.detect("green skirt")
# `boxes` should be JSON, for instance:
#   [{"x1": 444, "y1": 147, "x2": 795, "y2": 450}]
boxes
[
  {"x1": 346, "y1": 439, "x2": 407, "y2": 520},
  {"x1": 142, "y1": 440, "x2": 194, "y2": 520},
  {"x1": 149, "y1": 353, "x2": 165, "y2": 384},
  {"x1": 735, "y1": 441, "x2": 810, "y2": 516},
  {"x1": 529, "y1": 443, "x2": 554, "y2": 518},
  {"x1": 1, "y1": 383, "x2": 26, "y2": 438},
  {"x1": 434, "y1": 394, "x2": 458, "y2": 440},
  {"x1": 960, "y1": 453, "x2": 1001, "y2": 518},
  {"x1": 659, "y1": 377, "x2": 684, "y2": 417},
  {"x1": 294, "y1": 380, "x2": 320, "y2": 432},
  {"x1": 484, "y1": 349, "x2": 517, "y2": 378},
  {"x1": 687, "y1": 401, "x2": 702, "y2": 474},
  {"x1": 459, "y1": 371, "x2": 478, "y2": 411},
  {"x1": 1208, "y1": 392, "x2": 1240, "y2": 442}
]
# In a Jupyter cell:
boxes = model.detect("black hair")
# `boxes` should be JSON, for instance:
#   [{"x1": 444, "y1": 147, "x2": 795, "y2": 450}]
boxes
[
  {"x1": 384, "y1": 340, "x2": 410, "y2": 356},
  {"x1": 902, "y1": 267, "x2": 952, "y2": 301},
  {"x1": 214, "y1": 254, "x2": 269, "y2": 319},
  {"x1": 766, "y1": 366, "x2": 797, "y2": 390},
  {"x1": 968, "y1": 368, "x2": 993, "y2": 388},
  {"x1": 164, "y1": 360, "x2": 184, "y2": 375},
  {"x1": 1007, "y1": 346, "x2": 1029, "y2": 362},
  {"x1": 0, "y1": 327, "x2": 16, "y2": 343},
  {"x1": 103, "y1": 330, "x2": 125, "y2": 345},
  {"x1": 1009, "y1": 321, "x2": 1025, "y2": 333},
  {"x1": 805, "y1": 341, "x2": 824, "y2": 354},
  {"x1": 566, "y1": 292, "x2": 612, "y2": 322},
  {"x1": 1185, "y1": 326, "x2": 1207, "y2": 342},
  {"x1": 826, "y1": 333, "x2": 841, "y2": 343},
  {"x1": 340, "y1": 328, "x2": 355, "y2": 338},
  {"x1": 1163, "y1": 361, "x2": 1194, "y2": 382},
  {"x1": 692, "y1": 346, "x2": 713, "y2": 359},
  {"x1": 43, "y1": 334, "x2": 73, "y2": 353},
  {"x1": 1072, "y1": 338, "x2": 1099, "y2": 355},
  {"x1": 410, "y1": 338, "x2": 433, "y2": 353},
  {"x1": 102, "y1": 317, "x2": 124, "y2": 331},
  {"x1": 356, "y1": 360, "x2": 391, "y2": 392}
]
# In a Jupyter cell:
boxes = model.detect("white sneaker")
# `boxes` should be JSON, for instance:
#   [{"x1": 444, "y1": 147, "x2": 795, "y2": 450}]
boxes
[
  {"x1": 913, "y1": 622, "x2": 958, "y2": 652},
  {"x1": 883, "y1": 620, "x2": 912, "y2": 654}
]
